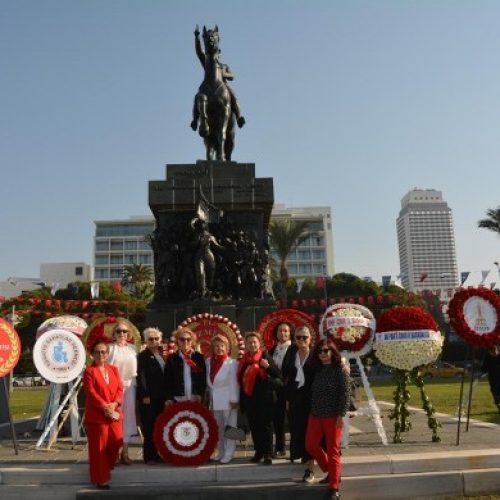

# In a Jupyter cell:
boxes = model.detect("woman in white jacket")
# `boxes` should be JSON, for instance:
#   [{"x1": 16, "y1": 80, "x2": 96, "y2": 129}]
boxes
[
  {"x1": 108, "y1": 321, "x2": 138, "y2": 464},
  {"x1": 206, "y1": 334, "x2": 240, "y2": 464}
]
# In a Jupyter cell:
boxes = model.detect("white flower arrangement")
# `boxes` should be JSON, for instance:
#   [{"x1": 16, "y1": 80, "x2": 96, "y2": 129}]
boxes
[{"x1": 375, "y1": 337, "x2": 443, "y2": 371}]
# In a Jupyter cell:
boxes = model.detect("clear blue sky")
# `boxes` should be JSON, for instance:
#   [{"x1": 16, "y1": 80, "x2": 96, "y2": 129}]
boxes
[{"x1": 2, "y1": 0, "x2": 499, "y2": 286}]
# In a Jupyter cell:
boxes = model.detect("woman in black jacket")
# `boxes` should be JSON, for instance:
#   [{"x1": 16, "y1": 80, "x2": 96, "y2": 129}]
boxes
[
  {"x1": 164, "y1": 328, "x2": 206, "y2": 405},
  {"x1": 281, "y1": 326, "x2": 316, "y2": 481},
  {"x1": 136, "y1": 327, "x2": 166, "y2": 464},
  {"x1": 238, "y1": 331, "x2": 282, "y2": 465},
  {"x1": 306, "y1": 339, "x2": 350, "y2": 500}
]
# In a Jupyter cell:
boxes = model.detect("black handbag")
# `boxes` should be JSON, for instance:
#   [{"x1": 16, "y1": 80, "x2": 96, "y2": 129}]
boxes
[{"x1": 224, "y1": 424, "x2": 246, "y2": 441}]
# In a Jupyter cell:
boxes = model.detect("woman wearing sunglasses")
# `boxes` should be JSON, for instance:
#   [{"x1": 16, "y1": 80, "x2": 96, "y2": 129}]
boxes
[
  {"x1": 83, "y1": 342, "x2": 123, "y2": 490},
  {"x1": 108, "y1": 321, "x2": 138, "y2": 465},
  {"x1": 164, "y1": 328, "x2": 206, "y2": 406},
  {"x1": 305, "y1": 338, "x2": 350, "y2": 500},
  {"x1": 281, "y1": 326, "x2": 316, "y2": 481}
]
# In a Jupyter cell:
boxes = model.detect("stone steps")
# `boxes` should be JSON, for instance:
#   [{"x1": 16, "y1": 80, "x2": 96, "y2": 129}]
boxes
[{"x1": 2, "y1": 449, "x2": 500, "y2": 499}]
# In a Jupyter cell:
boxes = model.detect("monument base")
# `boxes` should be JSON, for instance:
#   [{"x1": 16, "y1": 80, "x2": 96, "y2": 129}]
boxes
[{"x1": 146, "y1": 300, "x2": 276, "y2": 338}]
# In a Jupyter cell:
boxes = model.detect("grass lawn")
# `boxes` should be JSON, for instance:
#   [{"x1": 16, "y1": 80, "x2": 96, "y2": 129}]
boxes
[
  {"x1": 9, "y1": 387, "x2": 49, "y2": 420},
  {"x1": 367, "y1": 377, "x2": 500, "y2": 425}
]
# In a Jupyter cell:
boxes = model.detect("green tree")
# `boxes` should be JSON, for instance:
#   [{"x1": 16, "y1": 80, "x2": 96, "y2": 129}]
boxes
[
  {"x1": 268, "y1": 219, "x2": 308, "y2": 307},
  {"x1": 478, "y1": 207, "x2": 500, "y2": 236},
  {"x1": 122, "y1": 264, "x2": 154, "y2": 301}
]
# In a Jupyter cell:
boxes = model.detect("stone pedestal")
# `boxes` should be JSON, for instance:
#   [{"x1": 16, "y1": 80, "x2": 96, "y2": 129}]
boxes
[
  {"x1": 147, "y1": 301, "x2": 277, "y2": 336},
  {"x1": 146, "y1": 160, "x2": 276, "y2": 334},
  {"x1": 149, "y1": 160, "x2": 274, "y2": 243}
]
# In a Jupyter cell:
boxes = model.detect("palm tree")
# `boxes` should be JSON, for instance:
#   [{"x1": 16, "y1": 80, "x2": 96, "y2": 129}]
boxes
[
  {"x1": 122, "y1": 264, "x2": 154, "y2": 300},
  {"x1": 268, "y1": 219, "x2": 308, "y2": 307},
  {"x1": 478, "y1": 207, "x2": 500, "y2": 236}
]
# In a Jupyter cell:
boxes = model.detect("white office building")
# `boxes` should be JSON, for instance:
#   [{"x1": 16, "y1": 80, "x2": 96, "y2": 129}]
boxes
[
  {"x1": 40, "y1": 262, "x2": 92, "y2": 289},
  {"x1": 94, "y1": 217, "x2": 155, "y2": 282},
  {"x1": 270, "y1": 205, "x2": 334, "y2": 278},
  {"x1": 397, "y1": 189, "x2": 458, "y2": 292}
]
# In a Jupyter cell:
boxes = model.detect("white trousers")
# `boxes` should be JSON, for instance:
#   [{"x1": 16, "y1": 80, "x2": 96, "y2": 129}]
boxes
[
  {"x1": 122, "y1": 384, "x2": 137, "y2": 443},
  {"x1": 214, "y1": 408, "x2": 237, "y2": 462}
]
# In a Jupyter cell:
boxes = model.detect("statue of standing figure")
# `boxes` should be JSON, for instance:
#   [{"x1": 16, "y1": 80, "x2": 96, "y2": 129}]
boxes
[{"x1": 191, "y1": 25, "x2": 245, "y2": 161}]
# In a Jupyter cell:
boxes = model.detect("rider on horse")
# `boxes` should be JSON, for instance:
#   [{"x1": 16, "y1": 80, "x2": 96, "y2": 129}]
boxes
[{"x1": 190, "y1": 25, "x2": 245, "y2": 138}]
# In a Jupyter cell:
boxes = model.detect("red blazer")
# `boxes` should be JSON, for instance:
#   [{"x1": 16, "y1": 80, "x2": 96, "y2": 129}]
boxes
[{"x1": 83, "y1": 364, "x2": 123, "y2": 424}]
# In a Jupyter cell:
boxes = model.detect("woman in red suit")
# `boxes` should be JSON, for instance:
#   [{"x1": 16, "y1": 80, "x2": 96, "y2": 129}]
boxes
[{"x1": 83, "y1": 341, "x2": 123, "y2": 489}]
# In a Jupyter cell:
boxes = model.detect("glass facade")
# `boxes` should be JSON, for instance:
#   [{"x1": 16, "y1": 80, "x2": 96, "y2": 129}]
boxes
[{"x1": 94, "y1": 219, "x2": 155, "y2": 282}]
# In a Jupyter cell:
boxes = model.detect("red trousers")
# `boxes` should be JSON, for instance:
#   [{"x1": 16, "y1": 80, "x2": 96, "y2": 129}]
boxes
[
  {"x1": 86, "y1": 421, "x2": 123, "y2": 485},
  {"x1": 305, "y1": 415, "x2": 343, "y2": 489}
]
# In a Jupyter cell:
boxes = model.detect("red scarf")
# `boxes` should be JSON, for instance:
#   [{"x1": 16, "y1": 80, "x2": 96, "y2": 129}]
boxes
[
  {"x1": 238, "y1": 348, "x2": 267, "y2": 397},
  {"x1": 210, "y1": 354, "x2": 228, "y2": 383},
  {"x1": 182, "y1": 351, "x2": 203, "y2": 373}
]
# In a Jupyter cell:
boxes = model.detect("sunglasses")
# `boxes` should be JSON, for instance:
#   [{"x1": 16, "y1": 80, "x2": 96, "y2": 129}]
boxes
[
  {"x1": 94, "y1": 350, "x2": 108, "y2": 355},
  {"x1": 179, "y1": 337, "x2": 192, "y2": 342},
  {"x1": 319, "y1": 348, "x2": 332, "y2": 354},
  {"x1": 115, "y1": 329, "x2": 128, "y2": 334},
  {"x1": 295, "y1": 335, "x2": 310, "y2": 341},
  {"x1": 148, "y1": 337, "x2": 161, "y2": 341}
]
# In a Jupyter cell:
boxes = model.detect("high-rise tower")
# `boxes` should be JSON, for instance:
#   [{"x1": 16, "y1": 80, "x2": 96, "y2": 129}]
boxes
[{"x1": 397, "y1": 189, "x2": 459, "y2": 292}]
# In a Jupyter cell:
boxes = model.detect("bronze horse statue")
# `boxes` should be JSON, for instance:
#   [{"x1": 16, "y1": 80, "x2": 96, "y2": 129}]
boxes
[{"x1": 191, "y1": 25, "x2": 245, "y2": 161}]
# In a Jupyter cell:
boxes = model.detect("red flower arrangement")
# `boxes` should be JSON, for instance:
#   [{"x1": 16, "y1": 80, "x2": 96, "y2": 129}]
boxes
[
  {"x1": 153, "y1": 401, "x2": 218, "y2": 466},
  {"x1": 320, "y1": 304, "x2": 375, "y2": 357},
  {"x1": 256, "y1": 309, "x2": 318, "y2": 350},
  {"x1": 179, "y1": 313, "x2": 243, "y2": 359},
  {"x1": 377, "y1": 306, "x2": 438, "y2": 333},
  {"x1": 448, "y1": 288, "x2": 500, "y2": 349}
]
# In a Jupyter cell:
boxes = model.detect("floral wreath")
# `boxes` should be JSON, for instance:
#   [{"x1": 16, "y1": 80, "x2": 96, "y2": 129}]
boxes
[
  {"x1": 36, "y1": 315, "x2": 88, "y2": 338},
  {"x1": 375, "y1": 306, "x2": 443, "y2": 371},
  {"x1": 179, "y1": 313, "x2": 244, "y2": 359},
  {"x1": 448, "y1": 288, "x2": 500, "y2": 349},
  {"x1": 153, "y1": 401, "x2": 218, "y2": 466},
  {"x1": 0, "y1": 319, "x2": 21, "y2": 378},
  {"x1": 82, "y1": 316, "x2": 141, "y2": 360},
  {"x1": 319, "y1": 304, "x2": 375, "y2": 357},
  {"x1": 256, "y1": 309, "x2": 318, "y2": 351}
]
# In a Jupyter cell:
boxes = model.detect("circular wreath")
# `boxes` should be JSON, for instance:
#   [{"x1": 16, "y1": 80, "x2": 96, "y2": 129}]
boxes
[
  {"x1": 0, "y1": 318, "x2": 21, "y2": 378},
  {"x1": 375, "y1": 306, "x2": 443, "y2": 371},
  {"x1": 256, "y1": 309, "x2": 318, "y2": 351},
  {"x1": 448, "y1": 287, "x2": 500, "y2": 349},
  {"x1": 37, "y1": 315, "x2": 88, "y2": 339},
  {"x1": 319, "y1": 304, "x2": 375, "y2": 357},
  {"x1": 153, "y1": 401, "x2": 218, "y2": 466},
  {"x1": 82, "y1": 316, "x2": 141, "y2": 361},
  {"x1": 179, "y1": 313, "x2": 244, "y2": 359}
]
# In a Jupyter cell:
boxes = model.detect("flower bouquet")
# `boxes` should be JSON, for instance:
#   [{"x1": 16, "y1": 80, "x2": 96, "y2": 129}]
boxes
[
  {"x1": 319, "y1": 304, "x2": 375, "y2": 357},
  {"x1": 375, "y1": 306, "x2": 443, "y2": 443}
]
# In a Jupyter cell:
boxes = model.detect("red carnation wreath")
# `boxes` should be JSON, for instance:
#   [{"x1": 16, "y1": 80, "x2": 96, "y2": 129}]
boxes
[
  {"x1": 256, "y1": 309, "x2": 318, "y2": 350},
  {"x1": 448, "y1": 288, "x2": 500, "y2": 349},
  {"x1": 153, "y1": 401, "x2": 218, "y2": 466},
  {"x1": 179, "y1": 313, "x2": 243, "y2": 359},
  {"x1": 377, "y1": 306, "x2": 438, "y2": 333}
]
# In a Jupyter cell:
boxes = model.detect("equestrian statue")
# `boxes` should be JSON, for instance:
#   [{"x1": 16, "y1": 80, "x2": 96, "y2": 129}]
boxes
[{"x1": 191, "y1": 25, "x2": 245, "y2": 161}]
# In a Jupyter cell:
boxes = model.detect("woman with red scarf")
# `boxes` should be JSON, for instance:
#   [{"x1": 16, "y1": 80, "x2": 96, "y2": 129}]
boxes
[
  {"x1": 238, "y1": 332, "x2": 282, "y2": 465},
  {"x1": 206, "y1": 335, "x2": 239, "y2": 463},
  {"x1": 164, "y1": 328, "x2": 206, "y2": 405}
]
